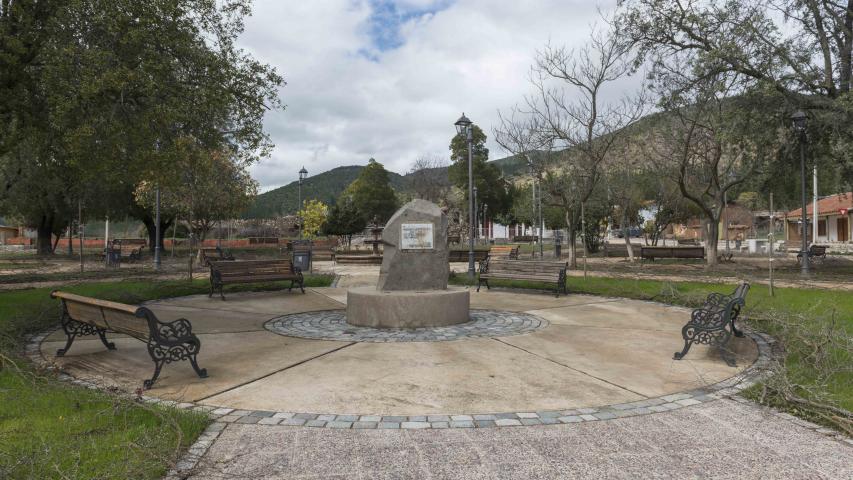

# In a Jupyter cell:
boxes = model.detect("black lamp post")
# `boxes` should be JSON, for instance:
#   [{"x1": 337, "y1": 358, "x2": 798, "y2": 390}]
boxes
[
  {"x1": 298, "y1": 166, "x2": 308, "y2": 239},
  {"x1": 455, "y1": 113, "x2": 476, "y2": 280},
  {"x1": 791, "y1": 111, "x2": 809, "y2": 275},
  {"x1": 473, "y1": 186, "x2": 478, "y2": 239}
]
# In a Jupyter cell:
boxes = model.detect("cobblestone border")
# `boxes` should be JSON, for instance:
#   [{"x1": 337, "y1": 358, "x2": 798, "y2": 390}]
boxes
[{"x1": 264, "y1": 309, "x2": 549, "y2": 342}]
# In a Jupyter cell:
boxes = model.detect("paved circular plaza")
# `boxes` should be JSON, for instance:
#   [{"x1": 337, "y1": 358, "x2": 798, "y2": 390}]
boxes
[{"x1": 37, "y1": 286, "x2": 762, "y2": 424}]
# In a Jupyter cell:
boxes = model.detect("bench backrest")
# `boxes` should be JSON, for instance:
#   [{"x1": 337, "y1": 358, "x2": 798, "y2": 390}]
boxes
[
  {"x1": 51, "y1": 291, "x2": 150, "y2": 340},
  {"x1": 210, "y1": 259, "x2": 296, "y2": 277},
  {"x1": 489, "y1": 246, "x2": 518, "y2": 256},
  {"x1": 486, "y1": 259, "x2": 566, "y2": 276},
  {"x1": 811, "y1": 245, "x2": 827, "y2": 255}
]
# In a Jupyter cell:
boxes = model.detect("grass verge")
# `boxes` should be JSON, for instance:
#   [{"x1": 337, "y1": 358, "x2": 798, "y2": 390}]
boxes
[{"x1": 0, "y1": 274, "x2": 333, "y2": 479}]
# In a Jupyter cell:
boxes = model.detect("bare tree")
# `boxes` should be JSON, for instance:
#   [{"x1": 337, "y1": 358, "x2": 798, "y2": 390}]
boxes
[
  {"x1": 496, "y1": 18, "x2": 644, "y2": 267},
  {"x1": 645, "y1": 67, "x2": 780, "y2": 265},
  {"x1": 407, "y1": 154, "x2": 451, "y2": 205}
]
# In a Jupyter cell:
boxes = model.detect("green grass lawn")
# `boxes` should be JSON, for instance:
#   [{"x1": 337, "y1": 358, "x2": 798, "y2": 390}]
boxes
[
  {"x1": 451, "y1": 274, "x2": 853, "y2": 418},
  {"x1": 0, "y1": 274, "x2": 333, "y2": 479}
]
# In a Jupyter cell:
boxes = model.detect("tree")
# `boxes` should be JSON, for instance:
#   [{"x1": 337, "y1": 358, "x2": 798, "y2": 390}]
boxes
[
  {"x1": 345, "y1": 158, "x2": 399, "y2": 223},
  {"x1": 645, "y1": 73, "x2": 781, "y2": 265},
  {"x1": 0, "y1": 0, "x2": 282, "y2": 253},
  {"x1": 298, "y1": 199, "x2": 328, "y2": 240},
  {"x1": 618, "y1": 0, "x2": 853, "y2": 186},
  {"x1": 322, "y1": 197, "x2": 366, "y2": 247},
  {"x1": 134, "y1": 147, "x2": 258, "y2": 243},
  {"x1": 496, "y1": 18, "x2": 643, "y2": 266},
  {"x1": 407, "y1": 155, "x2": 451, "y2": 205},
  {"x1": 449, "y1": 124, "x2": 513, "y2": 223}
]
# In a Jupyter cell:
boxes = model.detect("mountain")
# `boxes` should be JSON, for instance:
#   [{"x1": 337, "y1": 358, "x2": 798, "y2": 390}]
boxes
[
  {"x1": 244, "y1": 153, "x2": 532, "y2": 219},
  {"x1": 244, "y1": 165, "x2": 408, "y2": 218}
]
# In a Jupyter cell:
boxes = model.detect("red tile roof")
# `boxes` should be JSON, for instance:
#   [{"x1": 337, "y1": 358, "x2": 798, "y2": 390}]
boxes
[{"x1": 787, "y1": 192, "x2": 853, "y2": 216}]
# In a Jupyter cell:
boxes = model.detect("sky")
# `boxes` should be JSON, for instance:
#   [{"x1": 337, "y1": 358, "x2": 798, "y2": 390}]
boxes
[{"x1": 237, "y1": 0, "x2": 620, "y2": 192}]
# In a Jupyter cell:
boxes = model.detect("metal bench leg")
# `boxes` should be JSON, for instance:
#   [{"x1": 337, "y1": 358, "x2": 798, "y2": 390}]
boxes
[
  {"x1": 288, "y1": 280, "x2": 294, "y2": 292},
  {"x1": 189, "y1": 353, "x2": 208, "y2": 379},
  {"x1": 143, "y1": 359, "x2": 165, "y2": 390},
  {"x1": 673, "y1": 338, "x2": 694, "y2": 361},
  {"x1": 96, "y1": 328, "x2": 116, "y2": 351},
  {"x1": 56, "y1": 334, "x2": 77, "y2": 357},
  {"x1": 219, "y1": 283, "x2": 226, "y2": 301}
]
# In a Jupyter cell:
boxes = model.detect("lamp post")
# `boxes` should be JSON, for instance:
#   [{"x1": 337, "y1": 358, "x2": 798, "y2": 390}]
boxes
[
  {"x1": 298, "y1": 166, "x2": 308, "y2": 239},
  {"x1": 483, "y1": 203, "x2": 488, "y2": 242},
  {"x1": 154, "y1": 186, "x2": 161, "y2": 270},
  {"x1": 455, "y1": 113, "x2": 476, "y2": 280},
  {"x1": 473, "y1": 186, "x2": 478, "y2": 240},
  {"x1": 791, "y1": 111, "x2": 809, "y2": 275}
]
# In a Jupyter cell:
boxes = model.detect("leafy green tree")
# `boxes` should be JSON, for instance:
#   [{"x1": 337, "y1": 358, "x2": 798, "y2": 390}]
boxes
[
  {"x1": 322, "y1": 197, "x2": 366, "y2": 247},
  {"x1": 297, "y1": 199, "x2": 328, "y2": 240},
  {"x1": 0, "y1": 0, "x2": 281, "y2": 253},
  {"x1": 449, "y1": 124, "x2": 512, "y2": 219},
  {"x1": 344, "y1": 159, "x2": 399, "y2": 223},
  {"x1": 134, "y1": 146, "x2": 258, "y2": 242}
]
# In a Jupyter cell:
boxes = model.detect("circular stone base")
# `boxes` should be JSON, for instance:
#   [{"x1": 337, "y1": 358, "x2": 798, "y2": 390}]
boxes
[{"x1": 346, "y1": 287, "x2": 469, "y2": 328}]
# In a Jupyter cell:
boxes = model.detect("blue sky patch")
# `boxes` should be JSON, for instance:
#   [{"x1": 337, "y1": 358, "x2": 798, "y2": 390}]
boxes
[{"x1": 364, "y1": 0, "x2": 452, "y2": 54}]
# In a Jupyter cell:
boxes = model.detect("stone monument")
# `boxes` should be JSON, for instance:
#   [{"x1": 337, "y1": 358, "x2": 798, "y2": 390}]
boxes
[{"x1": 347, "y1": 199, "x2": 470, "y2": 328}]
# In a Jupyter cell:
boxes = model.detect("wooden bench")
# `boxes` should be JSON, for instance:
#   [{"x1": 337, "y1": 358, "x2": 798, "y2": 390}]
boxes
[
  {"x1": 209, "y1": 259, "x2": 304, "y2": 300},
  {"x1": 51, "y1": 291, "x2": 207, "y2": 389},
  {"x1": 640, "y1": 246, "x2": 705, "y2": 261},
  {"x1": 310, "y1": 239, "x2": 337, "y2": 261},
  {"x1": 478, "y1": 258, "x2": 568, "y2": 297},
  {"x1": 447, "y1": 235, "x2": 461, "y2": 245},
  {"x1": 673, "y1": 282, "x2": 750, "y2": 367},
  {"x1": 514, "y1": 235, "x2": 538, "y2": 243},
  {"x1": 199, "y1": 247, "x2": 234, "y2": 267},
  {"x1": 602, "y1": 243, "x2": 642, "y2": 258},
  {"x1": 489, "y1": 245, "x2": 519, "y2": 259},
  {"x1": 797, "y1": 244, "x2": 828, "y2": 264},
  {"x1": 448, "y1": 250, "x2": 489, "y2": 262},
  {"x1": 116, "y1": 239, "x2": 147, "y2": 262},
  {"x1": 677, "y1": 238, "x2": 700, "y2": 246}
]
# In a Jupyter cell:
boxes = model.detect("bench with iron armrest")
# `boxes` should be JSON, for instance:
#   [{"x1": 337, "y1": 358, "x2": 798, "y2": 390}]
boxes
[
  {"x1": 199, "y1": 247, "x2": 235, "y2": 267},
  {"x1": 209, "y1": 259, "x2": 304, "y2": 300},
  {"x1": 100, "y1": 239, "x2": 146, "y2": 262},
  {"x1": 51, "y1": 291, "x2": 207, "y2": 389},
  {"x1": 673, "y1": 282, "x2": 750, "y2": 367},
  {"x1": 640, "y1": 246, "x2": 705, "y2": 262},
  {"x1": 478, "y1": 258, "x2": 568, "y2": 297},
  {"x1": 513, "y1": 235, "x2": 538, "y2": 243},
  {"x1": 489, "y1": 245, "x2": 519, "y2": 259},
  {"x1": 797, "y1": 244, "x2": 828, "y2": 264}
]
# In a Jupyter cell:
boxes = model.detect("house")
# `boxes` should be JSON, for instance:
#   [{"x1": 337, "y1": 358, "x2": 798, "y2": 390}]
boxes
[
  {"x1": 0, "y1": 219, "x2": 21, "y2": 245},
  {"x1": 785, "y1": 192, "x2": 853, "y2": 243}
]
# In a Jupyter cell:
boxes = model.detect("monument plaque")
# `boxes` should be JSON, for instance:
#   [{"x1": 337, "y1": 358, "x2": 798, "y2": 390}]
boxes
[{"x1": 401, "y1": 223, "x2": 434, "y2": 250}]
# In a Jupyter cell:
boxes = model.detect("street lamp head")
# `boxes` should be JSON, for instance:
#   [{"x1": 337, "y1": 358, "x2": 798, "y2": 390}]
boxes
[
  {"x1": 454, "y1": 113, "x2": 472, "y2": 135},
  {"x1": 791, "y1": 111, "x2": 807, "y2": 133}
]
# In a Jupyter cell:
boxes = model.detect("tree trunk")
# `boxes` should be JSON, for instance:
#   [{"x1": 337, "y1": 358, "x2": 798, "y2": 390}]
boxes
[
  {"x1": 706, "y1": 218, "x2": 719, "y2": 266},
  {"x1": 142, "y1": 216, "x2": 173, "y2": 252},
  {"x1": 622, "y1": 209, "x2": 635, "y2": 262},
  {"x1": 36, "y1": 216, "x2": 55, "y2": 255}
]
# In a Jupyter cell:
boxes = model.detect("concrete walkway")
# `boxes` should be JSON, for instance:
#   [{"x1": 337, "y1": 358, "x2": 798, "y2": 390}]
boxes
[{"x1": 190, "y1": 399, "x2": 851, "y2": 479}]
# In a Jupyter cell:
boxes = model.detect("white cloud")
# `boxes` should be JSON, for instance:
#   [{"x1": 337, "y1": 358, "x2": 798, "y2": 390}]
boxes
[{"x1": 238, "y1": 0, "x2": 626, "y2": 191}]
